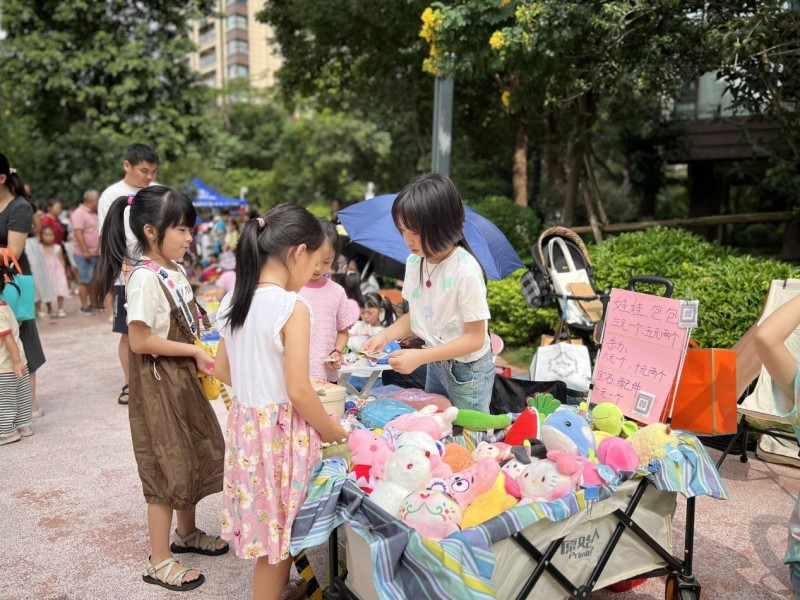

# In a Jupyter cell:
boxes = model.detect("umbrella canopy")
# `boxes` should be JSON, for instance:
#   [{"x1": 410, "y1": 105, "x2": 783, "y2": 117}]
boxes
[
  {"x1": 191, "y1": 178, "x2": 247, "y2": 208},
  {"x1": 337, "y1": 194, "x2": 524, "y2": 280}
]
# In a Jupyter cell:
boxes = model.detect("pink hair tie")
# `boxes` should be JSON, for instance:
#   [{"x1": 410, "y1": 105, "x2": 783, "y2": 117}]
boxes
[
  {"x1": 127, "y1": 194, "x2": 135, "y2": 206},
  {"x1": 256, "y1": 217, "x2": 266, "y2": 230}
]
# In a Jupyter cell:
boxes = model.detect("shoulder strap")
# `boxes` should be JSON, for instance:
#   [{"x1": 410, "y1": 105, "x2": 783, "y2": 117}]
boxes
[{"x1": 131, "y1": 259, "x2": 198, "y2": 336}]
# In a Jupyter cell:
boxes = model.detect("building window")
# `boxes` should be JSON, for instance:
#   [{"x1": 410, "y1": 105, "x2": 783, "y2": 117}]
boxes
[
  {"x1": 199, "y1": 24, "x2": 215, "y2": 46},
  {"x1": 227, "y1": 14, "x2": 247, "y2": 31},
  {"x1": 200, "y1": 50, "x2": 216, "y2": 69},
  {"x1": 203, "y1": 72, "x2": 218, "y2": 88},
  {"x1": 227, "y1": 39, "x2": 249, "y2": 56},
  {"x1": 228, "y1": 64, "x2": 249, "y2": 79}
]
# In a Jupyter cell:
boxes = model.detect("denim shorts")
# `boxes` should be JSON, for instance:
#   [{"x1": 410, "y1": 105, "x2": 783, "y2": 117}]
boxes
[
  {"x1": 425, "y1": 350, "x2": 495, "y2": 413},
  {"x1": 74, "y1": 254, "x2": 98, "y2": 284}
]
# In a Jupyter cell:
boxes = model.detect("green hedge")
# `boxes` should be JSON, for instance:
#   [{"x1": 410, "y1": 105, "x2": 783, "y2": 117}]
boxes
[
  {"x1": 487, "y1": 270, "x2": 557, "y2": 347},
  {"x1": 589, "y1": 227, "x2": 799, "y2": 348}
]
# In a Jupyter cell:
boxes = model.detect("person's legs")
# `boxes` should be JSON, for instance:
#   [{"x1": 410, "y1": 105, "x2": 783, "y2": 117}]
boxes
[
  {"x1": 443, "y1": 351, "x2": 495, "y2": 413},
  {"x1": 253, "y1": 556, "x2": 293, "y2": 600},
  {"x1": 15, "y1": 372, "x2": 32, "y2": 436},
  {"x1": 113, "y1": 285, "x2": 130, "y2": 403},
  {"x1": 147, "y1": 503, "x2": 201, "y2": 585},
  {"x1": 0, "y1": 374, "x2": 18, "y2": 435},
  {"x1": 424, "y1": 360, "x2": 449, "y2": 397},
  {"x1": 29, "y1": 371, "x2": 38, "y2": 414},
  {"x1": 75, "y1": 255, "x2": 93, "y2": 311}
]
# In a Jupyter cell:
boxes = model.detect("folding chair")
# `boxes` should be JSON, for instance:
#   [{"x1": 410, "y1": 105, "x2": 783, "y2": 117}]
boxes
[{"x1": 715, "y1": 279, "x2": 800, "y2": 468}]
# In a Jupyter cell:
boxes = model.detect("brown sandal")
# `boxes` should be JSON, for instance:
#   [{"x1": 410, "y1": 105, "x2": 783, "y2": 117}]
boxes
[
  {"x1": 142, "y1": 556, "x2": 204, "y2": 591},
  {"x1": 170, "y1": 528, "x2": 229, "y2": 556}
]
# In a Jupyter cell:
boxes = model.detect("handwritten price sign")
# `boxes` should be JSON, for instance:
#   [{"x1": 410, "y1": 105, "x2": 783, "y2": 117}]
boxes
[{"x1": 590, "y1": 288, "x2": 690, "y2": 424}]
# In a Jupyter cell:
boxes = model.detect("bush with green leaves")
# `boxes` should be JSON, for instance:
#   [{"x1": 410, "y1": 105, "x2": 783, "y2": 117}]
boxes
[
  {"x1": 589, "y1": 227, "x2": 799, "y2": 348},
  {"x1": 487, "y1": 269, "x2": 557, "y2": 347},
  {"x1": 467, "y1": 196, "x2": 541, "y2": 259}
]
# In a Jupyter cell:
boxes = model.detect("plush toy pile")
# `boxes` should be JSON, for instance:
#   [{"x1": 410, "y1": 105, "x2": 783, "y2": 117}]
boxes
[{"x1": 334, "y1": 395, "x2": 682, "y2": 542}]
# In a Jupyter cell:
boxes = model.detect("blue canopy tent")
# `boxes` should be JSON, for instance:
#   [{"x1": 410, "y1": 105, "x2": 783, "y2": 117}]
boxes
[{"x1": 190, "y1": 178, "x2": 247, "y2": 208}]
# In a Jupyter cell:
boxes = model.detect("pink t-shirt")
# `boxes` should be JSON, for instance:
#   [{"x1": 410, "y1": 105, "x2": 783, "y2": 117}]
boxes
[
  {"x1": 70, "y1": 204, "x2": 100, "y2": 256},
  {"x1": 299, "y1": 278, "x2": 356, "y2": 381},
  {"x1": 216, "y1": 270, "x2": 236, "y2": 293}
]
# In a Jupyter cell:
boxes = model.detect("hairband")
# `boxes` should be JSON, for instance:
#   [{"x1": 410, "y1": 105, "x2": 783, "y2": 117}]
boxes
[
  {"x1": 8, "y1": 168, "x2": 16, "y2": 175},
  {"x1": 256, "y1": 217, "x2": 266, "y2": 230},
  {"x1": 127, "y1": 194, "x2": 135, "y2": 206}
]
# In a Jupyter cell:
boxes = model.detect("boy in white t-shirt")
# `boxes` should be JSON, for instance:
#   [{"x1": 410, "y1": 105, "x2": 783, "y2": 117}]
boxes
[{"x1": 97, "y1": 143, "x2": 159, "y2": 406}]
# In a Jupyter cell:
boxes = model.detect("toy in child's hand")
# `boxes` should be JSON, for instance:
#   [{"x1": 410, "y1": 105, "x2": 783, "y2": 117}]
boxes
[
  {"x1": 461, "y1": 473, "x2": 517, "y2": 529},
  {"x1": 541, "y1": 410, "x2": 596, "y2": 458},
  {"x1": 369, "y1": 445, "x2": 433, "y2": 517},
  {"x1": 590, "y1": 402, "x2": 639, "y2": 438},
  {"x1": 445, "y1": 458, "x2": 500, "y2": 511},
  {"x1": 400, "y1": 490, "x2": 462, "y2": 541},
  {"x1": 453, "y1": 410, "x2": 511, "y2": 431}
]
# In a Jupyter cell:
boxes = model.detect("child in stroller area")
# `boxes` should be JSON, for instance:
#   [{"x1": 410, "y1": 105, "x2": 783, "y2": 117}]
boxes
[{"x1": 755, "y1": 291, "x2": 800, "y2": 599}]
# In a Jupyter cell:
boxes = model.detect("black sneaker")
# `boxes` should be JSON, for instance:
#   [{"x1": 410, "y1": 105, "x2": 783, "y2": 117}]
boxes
[{"x1": 80, "y1": 307, "x2": 95, "y2": 315}]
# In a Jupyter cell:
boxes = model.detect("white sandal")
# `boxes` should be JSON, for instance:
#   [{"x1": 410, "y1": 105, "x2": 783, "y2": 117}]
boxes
[{"x1": 142, "y1": 556, "x2": 204, "y2": 591}]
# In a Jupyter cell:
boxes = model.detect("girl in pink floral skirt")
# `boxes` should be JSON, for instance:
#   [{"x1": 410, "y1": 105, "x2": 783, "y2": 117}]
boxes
[{"x1": 214, "y1": 204, "x2": 349, "y2": 600}]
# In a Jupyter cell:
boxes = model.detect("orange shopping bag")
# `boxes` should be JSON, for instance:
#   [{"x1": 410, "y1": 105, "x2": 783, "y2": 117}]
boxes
[{"x1": 669, "y1": 341, "x2": 737, "y2": 435}]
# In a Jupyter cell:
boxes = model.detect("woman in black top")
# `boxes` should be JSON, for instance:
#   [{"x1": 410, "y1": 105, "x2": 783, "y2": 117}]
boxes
[{"x1": 0, "y1": 153, "x2": 46, "y2": 417}]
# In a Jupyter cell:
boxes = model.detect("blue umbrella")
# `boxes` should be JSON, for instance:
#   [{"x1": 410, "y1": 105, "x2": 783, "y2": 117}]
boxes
[{"x1": 337, "y1": 194, "x2": 524, "y2": 280}]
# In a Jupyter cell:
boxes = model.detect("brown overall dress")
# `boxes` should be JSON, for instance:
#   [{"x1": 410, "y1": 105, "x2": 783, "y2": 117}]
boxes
[{"x1": 127, "y1": 276, "x2": 225, "y2": 511}]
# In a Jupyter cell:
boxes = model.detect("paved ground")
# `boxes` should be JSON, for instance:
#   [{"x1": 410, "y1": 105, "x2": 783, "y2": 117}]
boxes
[{"x1": 0, "y1": 295, "x2": 796, "y2": 599}]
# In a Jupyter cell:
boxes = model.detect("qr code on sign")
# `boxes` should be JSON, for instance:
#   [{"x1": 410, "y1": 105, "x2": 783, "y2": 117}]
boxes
[{"x1": 633, "y1": 390, "x2": 656, "y2": 419}]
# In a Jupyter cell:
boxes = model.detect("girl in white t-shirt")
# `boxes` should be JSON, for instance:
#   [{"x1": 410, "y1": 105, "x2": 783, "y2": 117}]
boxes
[
  {"x1": 95, "y1": 186, "x2": 226, "y2": 592},
  {"x1": 361, "y1": 173, "x2": 495, "y2": 412},
  {"x1": 213, "y1": 205, "x2": 348, "y2": 600}
]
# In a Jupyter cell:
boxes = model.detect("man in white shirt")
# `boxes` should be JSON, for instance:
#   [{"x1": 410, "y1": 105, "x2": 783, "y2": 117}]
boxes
[{"x1": 98, "y1": 144, "x2": 159, "y2": 405}]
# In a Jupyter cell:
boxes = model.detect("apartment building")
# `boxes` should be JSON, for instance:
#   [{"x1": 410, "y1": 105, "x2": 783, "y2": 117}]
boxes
[{"x1": 186, "y1": 0, "x2": 281, "y2": 90}]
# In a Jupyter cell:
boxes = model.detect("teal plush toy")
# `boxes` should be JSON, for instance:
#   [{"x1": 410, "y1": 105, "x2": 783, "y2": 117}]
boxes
[{"x1": 453, "y1": 410, "x2": 512, "y2": 431}]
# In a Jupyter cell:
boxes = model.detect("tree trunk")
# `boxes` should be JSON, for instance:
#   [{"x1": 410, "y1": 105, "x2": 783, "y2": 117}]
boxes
[
  {"x1": 512, "y1": 110, "x2": 529, "y2": 206},
  {"x1": 545, "y1": 109, "x2": 564, "y2": 186},
  {"x1": 563, "y1": 141, "x2": 583, "y2": 226}
]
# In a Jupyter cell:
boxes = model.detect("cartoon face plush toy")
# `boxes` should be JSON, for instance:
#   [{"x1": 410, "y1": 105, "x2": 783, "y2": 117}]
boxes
[
  {"x1": 348, "y1": 428, "x2": 395, "y2": 482},
  {"x1": 591, "y1": 402, "x2": 638, "y2": 438},
  {"x1": 400, "y1": 490, "x2": 462, "y2": 541},
  {"x1": 472, "y1": 441, "x2": 512, "y2": 463},
  {"x1": 518, "y1": 452, "x2": 581, "y2": 504},
  {"x1": 369, "y1": 445, "x2": 433, "y2": 518},
  {"x1": 445, "y1": 458, "x2": 501, "y2": 512}
]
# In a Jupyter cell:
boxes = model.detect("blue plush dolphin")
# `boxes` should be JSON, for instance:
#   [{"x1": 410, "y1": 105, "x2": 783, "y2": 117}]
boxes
[{"x1": 541, "y1": 409, "x2": 596, "y2": 458}]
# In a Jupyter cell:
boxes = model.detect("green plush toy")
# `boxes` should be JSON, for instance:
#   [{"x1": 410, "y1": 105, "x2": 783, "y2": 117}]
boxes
[
  {"x1": 454, "y1": 410, "x2": 512, "y2": 431},
  {"x1": 590, "y1": 402, "x2": 638, "y2": 438}
]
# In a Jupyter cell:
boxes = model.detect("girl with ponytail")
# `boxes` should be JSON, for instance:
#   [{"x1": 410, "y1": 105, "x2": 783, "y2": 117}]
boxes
[
  {"x1": 94, "y1": 185, "x2": 227, "y2": 592},
  {"x1": 213, "y1": 204, "x2": 348, "y2": 599}
]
